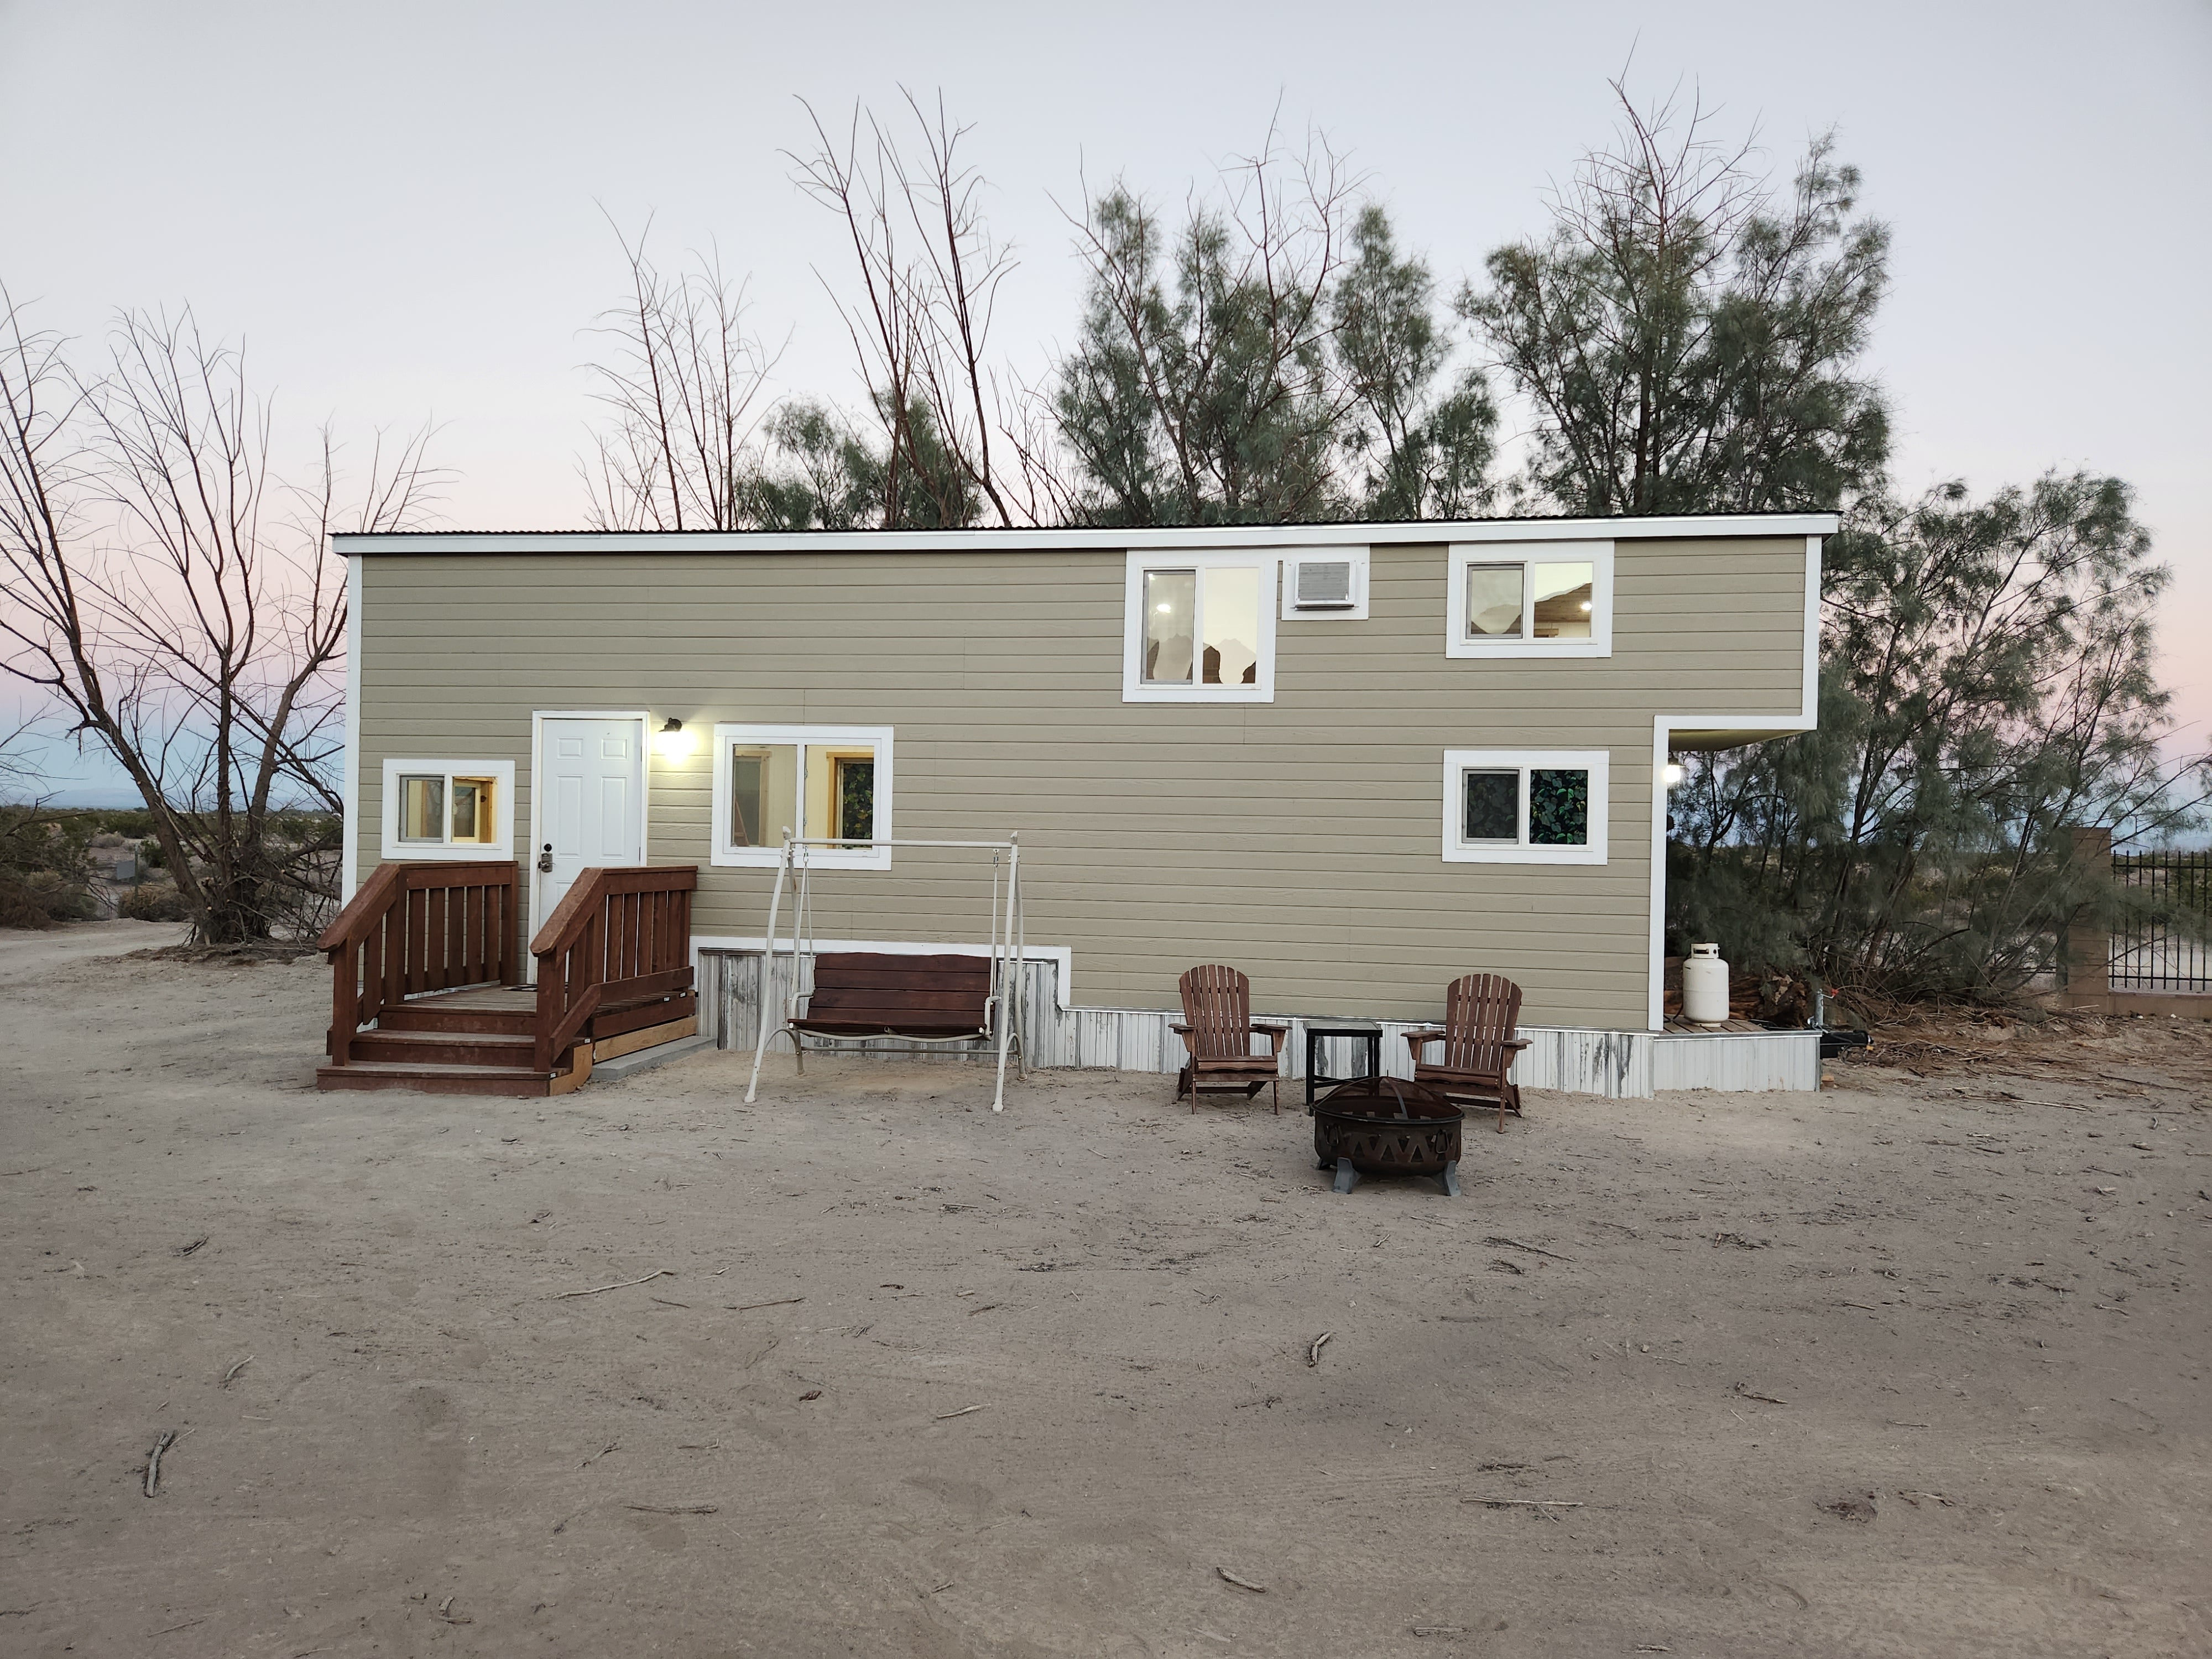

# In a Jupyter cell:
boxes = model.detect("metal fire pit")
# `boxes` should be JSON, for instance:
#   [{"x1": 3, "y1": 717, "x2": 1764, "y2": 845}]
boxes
[{"x1": 1312, "y1": 1076, "x2": 1464, "y2": 1196}]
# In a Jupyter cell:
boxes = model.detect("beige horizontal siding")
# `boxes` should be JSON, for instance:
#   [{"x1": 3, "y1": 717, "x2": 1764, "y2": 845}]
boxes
[{"x1": 356, "y1": 536, "x2": 1809, "y2": 1029}]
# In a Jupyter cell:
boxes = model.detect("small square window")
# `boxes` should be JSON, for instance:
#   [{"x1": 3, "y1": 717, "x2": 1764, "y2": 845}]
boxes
[
  {"x1": 1446, "y1": 542, "x2": 1613, "y2": 659},
  {"x1": 1441, "y1": 749, "x2": 1609, "y2": 864},
  {"x1": 380, "y1": 760, "x2": 514, "y2": 860}
]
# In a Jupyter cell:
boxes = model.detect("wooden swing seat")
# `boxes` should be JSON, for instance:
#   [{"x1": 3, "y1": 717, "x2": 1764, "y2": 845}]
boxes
[{"x1": 787, "y1": 952, "x2": 994, "y2": 1043}]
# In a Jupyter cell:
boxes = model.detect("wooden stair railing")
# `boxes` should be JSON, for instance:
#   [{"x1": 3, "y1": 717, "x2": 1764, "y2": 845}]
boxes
[
  {"x1": 319, "y1": 860, "x2": 522, "y2": 1066},
  {"x1": 530, "y1": 865, "x2": 698, "y2": 1074}
]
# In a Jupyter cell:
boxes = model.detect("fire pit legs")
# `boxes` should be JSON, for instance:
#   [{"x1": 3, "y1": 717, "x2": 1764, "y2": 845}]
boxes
[
  {"x1": 1332, "y1": 1156, "x2": 1359, "y2": 1194},
  {"x1": 1439, "y1": 1160, "x2": 1460, "y2": 1198}
]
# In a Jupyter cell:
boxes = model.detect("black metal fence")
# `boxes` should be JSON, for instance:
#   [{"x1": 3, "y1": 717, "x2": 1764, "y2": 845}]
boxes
[{"x1": 2110, "y1": 848, "x2": 2212, "y2": 990}]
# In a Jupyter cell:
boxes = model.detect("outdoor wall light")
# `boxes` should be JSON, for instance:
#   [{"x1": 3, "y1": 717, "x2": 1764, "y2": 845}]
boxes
[{"x1": 653, "y1": 717, "x2": 696, "y2": 762}]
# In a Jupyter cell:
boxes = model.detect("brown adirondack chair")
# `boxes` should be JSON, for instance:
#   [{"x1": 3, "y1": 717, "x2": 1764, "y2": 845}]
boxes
[
  {"x1": 1171, "y1": 964, "x2": 1290, "y2": 1113},
  {"x1": 1404, "y1": 974, "x2": 1530, "y2": 1133}
]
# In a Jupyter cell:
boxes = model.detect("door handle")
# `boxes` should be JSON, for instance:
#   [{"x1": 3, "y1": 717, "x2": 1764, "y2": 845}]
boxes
[{"x1": 536, "y1": 843, "x2": 554, "y2": 874}]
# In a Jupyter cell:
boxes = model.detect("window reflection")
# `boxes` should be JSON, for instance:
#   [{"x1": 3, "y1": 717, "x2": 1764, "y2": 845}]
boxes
[
  {"x1": 398, "y1": 775, "x2": 444, "y2": 842},
  {"x1": 1530, "y1": 562, "x2": 1594, "y2": 639},
  {"x1": 450, "y1": 777, "x2": 495, "y2": 843},
  {"x1": 1465, "y1": 565, "x2": 1524, "y2": 636},
  {"x1": 1143, "y1": 569, "x2": 1196, "y2": 684},
  {"x1": 1462, "y1": 770, "x2": 1518, "y2": 841},
  {"x1": 1201, "y1": 566, "x2": 1260, "y2": 686},
  {"x1": 728, "y1": 744, "x2": 799, "y2": 848}
]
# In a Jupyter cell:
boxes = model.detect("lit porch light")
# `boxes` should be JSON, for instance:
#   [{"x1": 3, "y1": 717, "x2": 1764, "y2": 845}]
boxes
[
  {"x1": 1663, "y1": 760, "x2": 1685, "y2": 787},
  {"x1": 653, "y1": 717, "x2": 696, "y2": 762}
]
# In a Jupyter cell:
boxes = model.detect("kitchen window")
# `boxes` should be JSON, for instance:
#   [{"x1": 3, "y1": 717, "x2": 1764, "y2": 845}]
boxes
[
  {"x1": 712, "y1": 724, "x2": 893, "y2": 869},
  {"x1": 379, "y1": 759, "x2": 515, "y2": 860},
  {"x1": 1445, "y1": 541, "x2": 1613, "y2": 659},
  {"x1": 1124, "y1": 551, "x2": 1277, "y2": 702},
  {"x1": 1441, "y1": 749, "x2": 1609, "y2": 865}
]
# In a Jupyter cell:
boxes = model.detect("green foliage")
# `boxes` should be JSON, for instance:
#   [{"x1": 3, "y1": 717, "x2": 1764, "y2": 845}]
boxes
[
  {"x1": 1334, "y1": 208, "x2": 1498, "y2": 519},
  {"x1": 1053, "y1": 166, "x2": 1496, "y2": 525},
  {"x1": 0, "y1": 805, "x2": 95, "y2": 928},
  {"x1": 118, "y1": 881, "x2": 191, "y2": 922},
  {"x1": 1668, "y1": 474, "x2": 2206, "y2": 998},
  {"x1": 838, "y1": 759, "x2": 874, "y2": 842},
  {"x1": 1462, "y1": 93, "x2": 1888, "y2": 517},
  {"x1": 741, "y1": 400, "x2": 883, "y2": 531}
]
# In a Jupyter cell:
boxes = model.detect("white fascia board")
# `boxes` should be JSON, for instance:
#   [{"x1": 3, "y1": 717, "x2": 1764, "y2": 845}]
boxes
[{"x1": 333, "y1": 513, "x2": 1840, "y2": 557}]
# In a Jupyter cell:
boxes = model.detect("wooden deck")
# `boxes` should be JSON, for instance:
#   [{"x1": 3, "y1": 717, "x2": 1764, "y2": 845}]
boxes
[
  {"x1": 402, "y1": 986, "x2": 536, "y2": 1013},
  {"x1": 320, "y1": 982, "x2": 697, "y2": 1096},
  {"x1": 319, "y1": 861, "x2": 699, "y2": 1095},
  {"x1": 1663, "y1": 1016, "x2": 1777, "y2": 1035}
]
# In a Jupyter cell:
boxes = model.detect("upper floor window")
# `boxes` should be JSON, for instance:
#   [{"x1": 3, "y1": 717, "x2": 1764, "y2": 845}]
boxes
[
  {"x1": 379, "y1": 758, "x2": 515, "y2": 860},
  {"x1": 1445, "y1": 541, "x2": 1613, "y2": 659},
  {"x1": 711, "y1": 724, "x2": 893, "y2": 869},
  {"x1": 1123, "y1": 551, "x2": 1277, "y2": 702}
]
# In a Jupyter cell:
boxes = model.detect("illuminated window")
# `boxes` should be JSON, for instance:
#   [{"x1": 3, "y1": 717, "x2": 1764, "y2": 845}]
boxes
[
  {"x1": 712, "y1": 726, "x2": 893, "y2": 869},
  {"x1": 1125, "y1": 552, "x2": 1277, "y2": 701},
  {"x1": 1446, "y1": 542, "x2": 1613, "y2": 658},
  {"x1": 380, "y1": 760, "x2": 514, "y2": 859}
]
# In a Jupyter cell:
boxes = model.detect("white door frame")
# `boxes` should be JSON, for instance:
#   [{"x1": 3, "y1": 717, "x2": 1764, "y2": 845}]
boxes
[{"x1": 528, "y1": 709, "x2": 652, "y2": 967}]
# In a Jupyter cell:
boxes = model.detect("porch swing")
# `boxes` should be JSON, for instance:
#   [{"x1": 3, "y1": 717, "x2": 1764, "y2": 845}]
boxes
[{"x1": 742, "y1": 830, "x2": 1028, "y2": 1111}]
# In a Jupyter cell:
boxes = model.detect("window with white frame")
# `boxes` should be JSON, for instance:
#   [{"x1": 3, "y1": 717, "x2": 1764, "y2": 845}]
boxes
[
  {"x1": 711, "y1": 724, "x2": 893, "y2": 869},
  {"x1": 1445, "y1": 541, "x2": 1613, "y2": 659},
  {"x1": 1123, "y1": 551, "x2": 1277, "y2": 702},
  {"x1": 1280, "y1": 547, "x2": 1369, "y2": 619},
  {"x1": 1441, "y1": 749, "x2": 1609, "y2": 864},
  {"x1": 379, "y1": 759, "x2": 515, "y2": 860}
]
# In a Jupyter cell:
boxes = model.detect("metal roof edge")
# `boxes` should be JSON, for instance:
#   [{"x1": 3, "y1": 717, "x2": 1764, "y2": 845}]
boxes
[{"x1": 333, "y1": 512, "x2": 1840, "y2": 554}]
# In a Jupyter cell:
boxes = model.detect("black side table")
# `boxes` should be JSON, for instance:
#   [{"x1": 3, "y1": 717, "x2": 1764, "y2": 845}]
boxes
[{"x1": 1305, "y1": 1020, "x2": 1383, "y2": 1109}]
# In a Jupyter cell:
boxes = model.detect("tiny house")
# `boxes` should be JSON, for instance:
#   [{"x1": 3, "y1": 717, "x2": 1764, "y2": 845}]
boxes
[{"x1": 328, "y1": 513, "x2": 1832, "y2": 1096}]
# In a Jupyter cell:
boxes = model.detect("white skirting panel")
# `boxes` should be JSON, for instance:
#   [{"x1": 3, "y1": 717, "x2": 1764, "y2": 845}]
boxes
[
  {"x1": 1651, "y1": 1030, "x2": 1823, "y2": 1093},
  {"x1": 695, "y1": 950, "x2": 1819, "y2": 1099}
]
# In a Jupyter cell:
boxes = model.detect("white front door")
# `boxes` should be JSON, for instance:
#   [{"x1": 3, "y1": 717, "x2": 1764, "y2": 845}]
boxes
[{"x1": 535, "y1": 716, "x2": 645, "y2": 935}]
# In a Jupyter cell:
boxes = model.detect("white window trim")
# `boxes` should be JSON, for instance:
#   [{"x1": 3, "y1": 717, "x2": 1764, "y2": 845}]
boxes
[
  {"x1": 1441, "y1": 748, "x2": 1609, "y2": 865},
  {"x1": 711, "y1": 723, "x2": 894, "y2": 870},
  {"x1": 1122, "y1": 549, "x2": 1279, "y2": 703},
  {"x1": 1445, "y1": 540, "x2": 1613, "y2": 659},
  {"x1": 378, "y1": 758, "x2": 516, "y2": 862},
  {"x1": 1280, "y1": 546, "x2": 1369, "y2": 620}
]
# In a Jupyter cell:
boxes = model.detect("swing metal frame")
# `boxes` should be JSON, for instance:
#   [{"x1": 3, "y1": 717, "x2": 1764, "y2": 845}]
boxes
[{"x1": 743, "y1": 831, "x2": 1028, "y2": 1111}]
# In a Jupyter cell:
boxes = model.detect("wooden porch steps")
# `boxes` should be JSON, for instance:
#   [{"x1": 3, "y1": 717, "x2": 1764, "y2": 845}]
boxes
[
  {"x1": 345, "y1": 1027, "x2": 538, "y2": 1067},
  {"x1": 317, "y1": 987, "x2": 698, "y2": 1095},
  {"x1": 315, "y1": 1057, "x2": 578, "y2": 1097},
  {"x1": 319, "y1": 861, "x2": 698, "y2": 1096}
]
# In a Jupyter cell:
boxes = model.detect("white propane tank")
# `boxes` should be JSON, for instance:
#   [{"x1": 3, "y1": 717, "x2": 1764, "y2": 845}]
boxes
[{"x1": 1682, "y1": 942, "x2": 1730, "y2": 1025}]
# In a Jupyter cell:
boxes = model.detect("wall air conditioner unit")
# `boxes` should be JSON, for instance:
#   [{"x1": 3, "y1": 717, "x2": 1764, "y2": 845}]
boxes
[{"x1": 1292, "y1": 558, "x2": 1356, "y2": 611}]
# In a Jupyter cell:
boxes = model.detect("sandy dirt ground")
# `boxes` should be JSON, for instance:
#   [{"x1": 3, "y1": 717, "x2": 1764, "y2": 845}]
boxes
[{"x1": 2, "y1": 923, "x2": 2208, "y2": 1658}]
